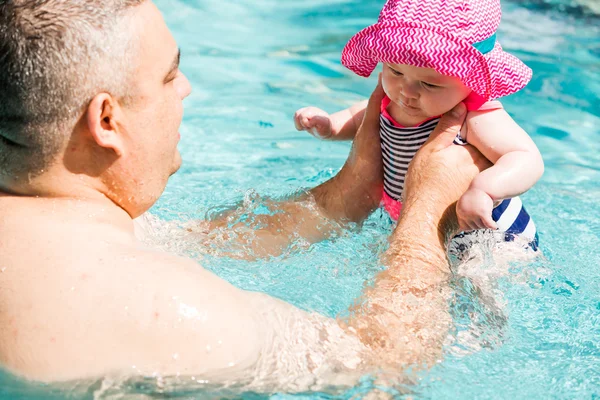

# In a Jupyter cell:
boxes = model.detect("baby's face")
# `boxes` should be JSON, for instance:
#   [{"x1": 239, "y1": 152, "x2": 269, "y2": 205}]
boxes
[{"x1": 382, "y1": 63, "x2": 471, "y2": 122}]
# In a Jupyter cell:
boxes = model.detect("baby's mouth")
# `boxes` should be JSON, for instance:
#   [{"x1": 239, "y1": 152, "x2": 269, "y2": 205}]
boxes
[{"x1": 399, "y1": 100, "x2": 419, "y2": 110}]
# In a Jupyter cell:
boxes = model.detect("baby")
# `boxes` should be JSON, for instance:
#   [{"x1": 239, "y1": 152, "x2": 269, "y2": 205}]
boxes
[{"x1": 294, "y1": 0, "x2": 543, "y2": 246}]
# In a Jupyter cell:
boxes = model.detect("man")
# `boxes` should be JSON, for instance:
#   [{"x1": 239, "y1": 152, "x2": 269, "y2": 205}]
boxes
[{"x1": 0, "y1": 0, "x2": 489, "y2": 392}]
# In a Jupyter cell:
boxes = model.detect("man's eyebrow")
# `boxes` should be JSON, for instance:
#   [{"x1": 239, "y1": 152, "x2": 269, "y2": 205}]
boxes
[{"x1": 164, "y1": 49, "x2": 181, "y2": 81}]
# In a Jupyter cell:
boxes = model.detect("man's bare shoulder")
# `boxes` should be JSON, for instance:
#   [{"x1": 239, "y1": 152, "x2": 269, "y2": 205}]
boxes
[
  {"x1": 0, "y1": 197, "x2": 264, "y2": 382},
  {"x1": 0, "y1": 198, "x2": 364, "y2": 390}
]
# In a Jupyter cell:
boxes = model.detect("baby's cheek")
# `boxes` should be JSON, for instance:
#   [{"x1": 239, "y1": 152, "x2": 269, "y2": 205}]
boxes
[
  {"x1": 381, "y1": 74, "x2": 396, "y2": 99},
  {"x1": 427, "y1": 94, "x2": 458, "y2": 116}
]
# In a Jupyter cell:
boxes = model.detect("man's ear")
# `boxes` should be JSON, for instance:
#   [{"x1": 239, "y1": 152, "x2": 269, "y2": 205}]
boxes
[{"x1": 86, "y1": 93, "x2": 125, "y2": 157}]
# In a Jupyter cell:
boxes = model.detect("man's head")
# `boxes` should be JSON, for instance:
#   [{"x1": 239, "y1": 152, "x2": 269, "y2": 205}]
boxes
[{"x1": 0, "y1": 0, "x2": 191, "y2": 217}]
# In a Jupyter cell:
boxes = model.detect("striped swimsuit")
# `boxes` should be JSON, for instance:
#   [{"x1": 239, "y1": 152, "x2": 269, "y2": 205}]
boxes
[{"x1": 379, "y1": 96, "x2": 538, "y2": 247}]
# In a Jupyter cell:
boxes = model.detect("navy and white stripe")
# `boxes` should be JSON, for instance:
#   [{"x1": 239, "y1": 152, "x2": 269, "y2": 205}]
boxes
[
  {"x1": 380, "y1": 113, "x2": 537, "y2": 243},
  {"x1": 380, "y1": 115, "x2": 440, "y2": 200}
]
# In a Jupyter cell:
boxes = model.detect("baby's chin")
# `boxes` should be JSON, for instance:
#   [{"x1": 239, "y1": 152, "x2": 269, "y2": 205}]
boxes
[
  {"x1": 393, "y1": 99, "x2": 426, "y2": 117},
  {"x1": 400, "y1": 106, "x2": 424, "y2": 118}
]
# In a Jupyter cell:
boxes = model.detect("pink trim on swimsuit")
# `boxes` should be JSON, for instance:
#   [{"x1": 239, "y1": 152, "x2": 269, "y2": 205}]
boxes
[
  {"x1": 465, "y1": 92, "x2": 503, "y2": 111},
  {"x1": 382, "y1": 191, "x2": 402, "y2": 221}
]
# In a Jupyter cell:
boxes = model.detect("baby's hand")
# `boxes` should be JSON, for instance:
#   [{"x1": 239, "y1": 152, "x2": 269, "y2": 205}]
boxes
[
  {"x1": 456, "y1": 188, "x2": 498, "y2": 232},
  {"x1": 294, "y1": 107, "x2": 333, "y2": 139}
]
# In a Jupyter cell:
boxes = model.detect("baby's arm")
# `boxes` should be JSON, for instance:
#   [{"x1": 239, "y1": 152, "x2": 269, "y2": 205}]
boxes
[
  {"x1": 456, "y1": 108, "x2": 544, "y2": 230},
  {"x1": 294, "y1": 100, "x2": 367, "y2": 140}
]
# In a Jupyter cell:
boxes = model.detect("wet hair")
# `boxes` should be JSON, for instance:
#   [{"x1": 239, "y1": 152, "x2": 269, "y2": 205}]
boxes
[{"x1": 0, "y1": 0, "x2": 145, "y2": 179}]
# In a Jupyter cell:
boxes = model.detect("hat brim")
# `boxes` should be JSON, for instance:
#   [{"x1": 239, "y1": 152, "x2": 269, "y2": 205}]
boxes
[
  {"x1": 342, "y1": 22, "x2": 532, "y2": 100},
  {"x1": 481, "y1": 42, "x2": 532, "y2": 99}
]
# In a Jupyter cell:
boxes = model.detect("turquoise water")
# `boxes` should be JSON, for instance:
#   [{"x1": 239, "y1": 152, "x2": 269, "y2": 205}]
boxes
[{"x1": 2, "y1": 0, "x2": 599, "y2": 398}]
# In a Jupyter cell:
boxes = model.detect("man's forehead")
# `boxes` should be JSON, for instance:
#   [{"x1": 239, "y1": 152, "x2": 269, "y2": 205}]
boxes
[
  {"x1": 132, "y1": 1, "x2": 178, "y2": 72},
  {"x1": 137, "y1": 2, "x2": 174, "y2": 40}
]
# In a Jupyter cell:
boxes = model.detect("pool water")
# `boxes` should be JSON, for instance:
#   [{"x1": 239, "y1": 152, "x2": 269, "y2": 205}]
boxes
[{"x1": 2, "y1": 0, "x2": 599, "y2": 398}]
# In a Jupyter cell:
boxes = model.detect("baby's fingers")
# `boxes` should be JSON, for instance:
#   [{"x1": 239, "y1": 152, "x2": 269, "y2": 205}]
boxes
[
  {"x1": 308, "y1": 115, "x2": 329, "y2": 127},
  {"x1": 294, "y1": 109, "x2": 308, "y2": 131},
  {"x1": 481, "y1": 214, "x2": 498, "y2": 230},
  {"x1": 294, "y1": 116, "x2": 304, "y2": 131},
  {"x1": 307, "y1": 116, "x2": 331, "y2": 138},
  {"x1": 294, "y1": 108, "x2": 314, "y2": 130},
  {"x1": 308, "y1": 127, "x2": 325, "y2": 138},
  {"x1": 458, "y1": 215, "x2": 475, "y2": 232}
]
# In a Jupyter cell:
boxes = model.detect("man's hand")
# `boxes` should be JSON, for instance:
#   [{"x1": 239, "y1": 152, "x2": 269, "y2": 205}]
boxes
[
  {"x1": 346, "y1": 103, "x2": 493, "y2": 373},
  {"x1": 402, "y1": 103, "x2": 493, "y2": 235},
  {"x1": 294, "y1": 106, "x2": 334, "y2": 139}
]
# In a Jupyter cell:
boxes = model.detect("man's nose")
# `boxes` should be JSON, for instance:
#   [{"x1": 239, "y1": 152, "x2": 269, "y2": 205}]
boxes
[{"x1": 179, "y1": 73, "x2": 192, "y2": 99}]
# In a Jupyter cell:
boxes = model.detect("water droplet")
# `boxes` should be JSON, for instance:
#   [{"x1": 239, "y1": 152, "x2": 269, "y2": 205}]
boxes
[
  {"x1": 172, "y1": 353, "x2": 179, "y2": 360},
  {"x1": 1, "y1": 267, "x2": 6, "y2": 273},
  {"x1": 205, "y1": 345, "x2": 211, "y2": 353}
]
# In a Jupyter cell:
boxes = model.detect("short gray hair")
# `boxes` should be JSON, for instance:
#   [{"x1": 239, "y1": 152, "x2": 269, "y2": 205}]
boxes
[{"x1": 0, "y1": 0, "x2": 145, "y2": 179}]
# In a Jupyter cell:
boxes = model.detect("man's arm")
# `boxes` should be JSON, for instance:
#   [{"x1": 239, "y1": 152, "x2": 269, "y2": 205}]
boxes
[
  {"x1": 343, "y1": 103, "x2": 492, "y2": 370},
  {"x1": 201, "y1": 80, "x2": 384, "y2": 257},
  {"x1": 309, "y1": 89, "x2": 382, "y2": 222}
]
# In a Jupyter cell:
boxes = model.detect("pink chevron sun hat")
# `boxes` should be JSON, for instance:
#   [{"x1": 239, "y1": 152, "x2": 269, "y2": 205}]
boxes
[{"x1": 341, "y1": 0, "x2": 532, "y2": 109}]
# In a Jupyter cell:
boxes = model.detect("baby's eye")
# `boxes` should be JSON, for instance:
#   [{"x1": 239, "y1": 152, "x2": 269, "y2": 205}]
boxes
[
  {"x1": 388, "y1": 66, "x2": 403, "y2": 76},
  {"x1": 422, "y1": 81, "x2": 440, "y2": 89}
]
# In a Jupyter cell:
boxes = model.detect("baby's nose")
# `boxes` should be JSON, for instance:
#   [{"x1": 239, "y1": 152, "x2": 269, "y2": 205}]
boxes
[{"x1": 401, "y1": 81, "x2": 420, "y2": 99}]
